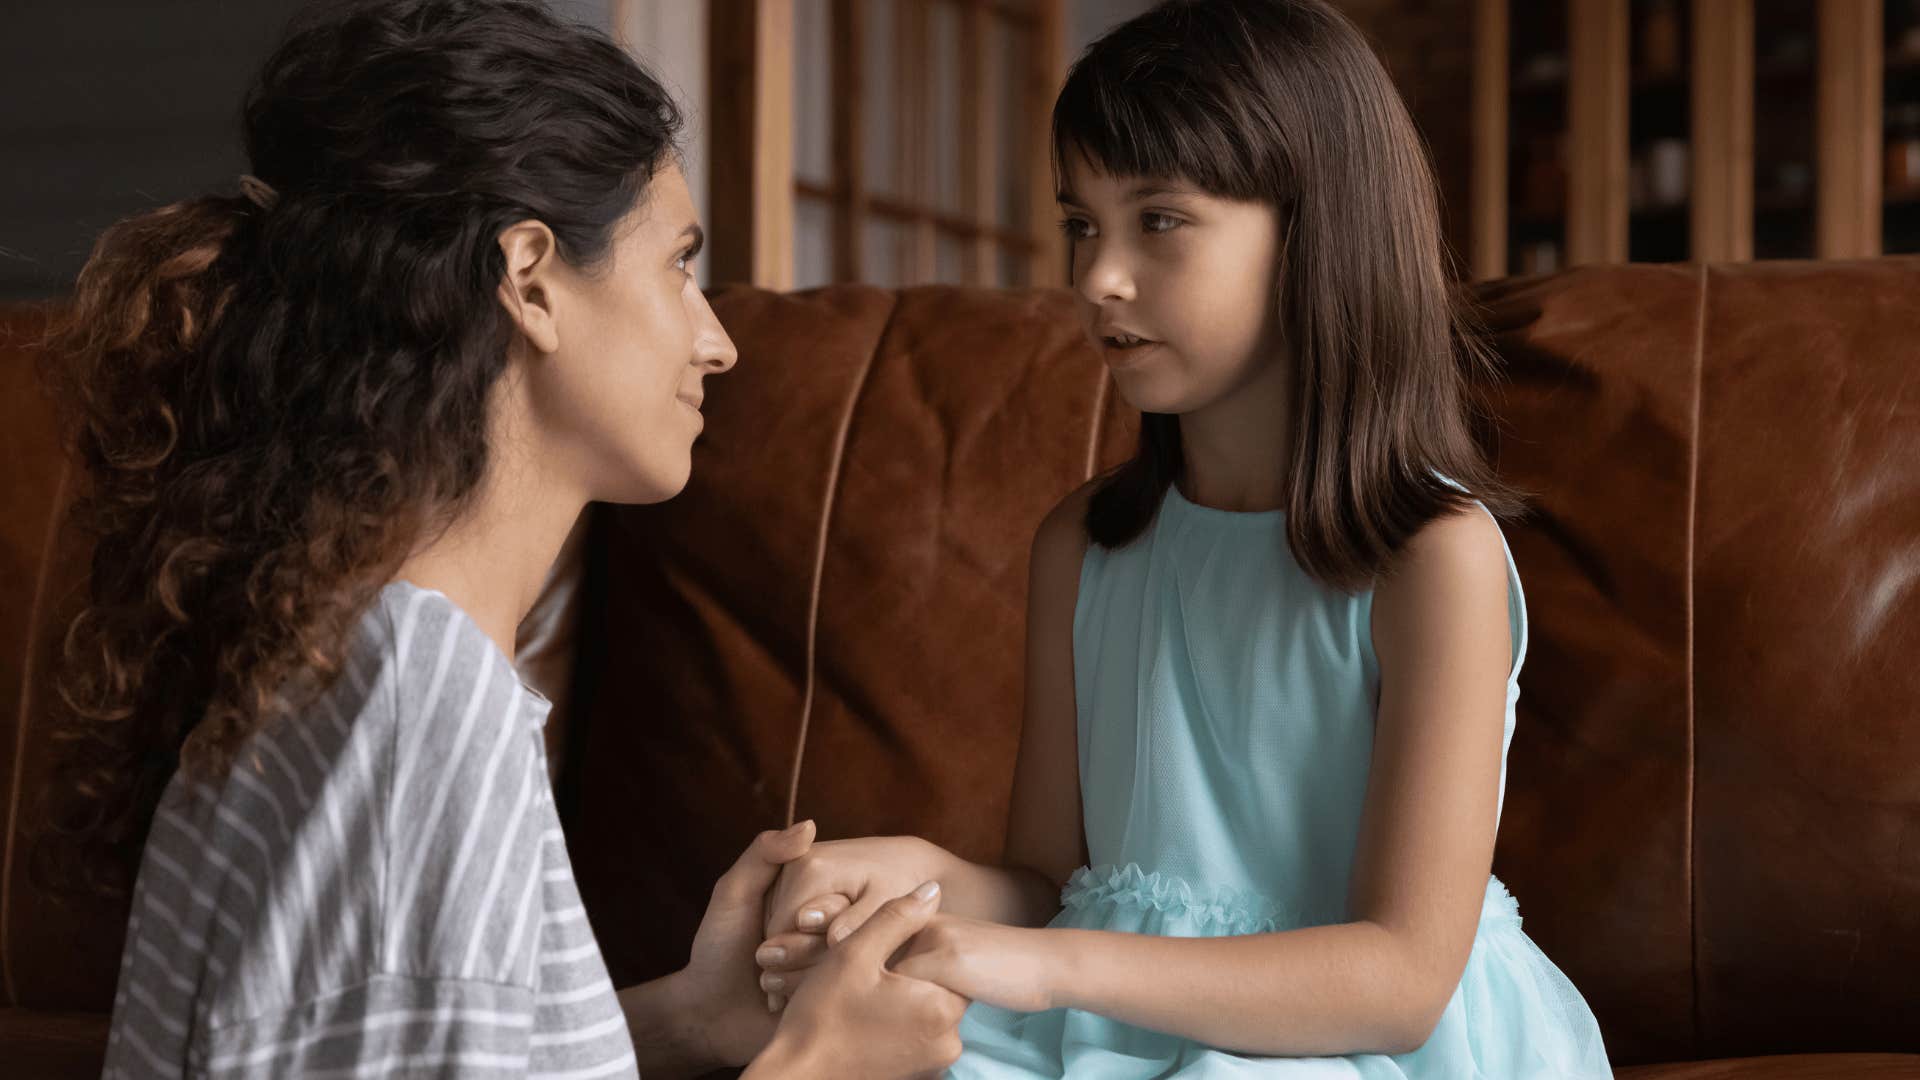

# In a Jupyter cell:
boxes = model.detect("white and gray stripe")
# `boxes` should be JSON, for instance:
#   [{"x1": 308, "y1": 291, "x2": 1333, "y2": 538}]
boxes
[{"x1": 102, "y1": 582, "x2": 636, "y2": 1078}]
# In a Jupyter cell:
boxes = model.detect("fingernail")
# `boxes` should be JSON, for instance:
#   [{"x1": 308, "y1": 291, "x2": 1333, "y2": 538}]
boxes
[
  {"x1": 756, "y1": 945, "x2": 787, "y2": 965},
  {"x1": 831, "y1": 924, "x2": 852, "y2": 943},
  {"x1": 766, "y1": 993, "x2": 779, "y2": 1013},
  {"x1": 781, "y1": 818, "x2": 813, "y2": 837},
  {"x1": 913, "y1": 880, "x2": 941, "y2": 902},
  {"x1": 797, "y1": 909, "x2": 824, "y2": 929},
  {"x1": 762, "y1": 973, "x2": 786, "y2": 992}
]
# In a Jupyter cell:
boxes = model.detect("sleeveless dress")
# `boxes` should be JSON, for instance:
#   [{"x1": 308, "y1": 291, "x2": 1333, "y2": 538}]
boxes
[{"x1": 950, "y1": 485, "x2": 1611, "y2": 1078}]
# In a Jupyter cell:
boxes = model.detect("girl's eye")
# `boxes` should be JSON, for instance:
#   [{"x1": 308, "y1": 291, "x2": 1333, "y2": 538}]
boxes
[
  {"x1": 675, "y1": 252, "x2": 695, "y2": 275},
  {"x1": 1059, "y1": 216, "x2": 1094, "y2": 240},
  {"x1": 1142, "y1": 212, "x2": 1181, "y2": 234}
]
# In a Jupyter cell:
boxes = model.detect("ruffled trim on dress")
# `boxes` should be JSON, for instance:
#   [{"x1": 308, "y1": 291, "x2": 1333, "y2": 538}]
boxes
[
  {"x1": 1060, "y1": 863, "x2": 1297, "y2": 935},
  {"x1": 1483, "y1": 875, "x2": 1523, "y2": 930}
]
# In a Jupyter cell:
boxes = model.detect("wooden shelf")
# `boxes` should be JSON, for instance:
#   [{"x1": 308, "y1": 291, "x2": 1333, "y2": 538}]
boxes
[{"x1": 1471, "y1": 0, "x2": 1891, "y2": 275}]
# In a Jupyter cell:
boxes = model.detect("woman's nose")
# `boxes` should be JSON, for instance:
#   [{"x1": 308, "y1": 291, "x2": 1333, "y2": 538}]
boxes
[{"x1": 691, "y1": 292, "x2": 739, "y2": 373}]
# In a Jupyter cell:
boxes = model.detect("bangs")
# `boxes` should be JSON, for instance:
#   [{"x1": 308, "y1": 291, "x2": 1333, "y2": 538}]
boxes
[{"x1": 1050, "y1": 20, "x2": 1289, "y2": 204}]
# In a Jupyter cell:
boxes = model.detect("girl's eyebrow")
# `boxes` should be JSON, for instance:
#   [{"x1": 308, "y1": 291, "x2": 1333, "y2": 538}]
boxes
[{"x1": 1129, "y1": 184, "x2": 1199, "y2": 199}]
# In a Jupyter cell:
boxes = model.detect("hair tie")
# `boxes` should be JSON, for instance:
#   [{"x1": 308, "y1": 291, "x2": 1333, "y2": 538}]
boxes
[{"x1": 238, "y1": 174, "x2": 279, "y2": 210}]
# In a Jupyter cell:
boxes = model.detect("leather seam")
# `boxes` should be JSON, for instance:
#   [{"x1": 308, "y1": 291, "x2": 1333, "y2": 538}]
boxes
[
  {"x1": 2, "y1": 457, "x2": 73, "y2": 1008},
  {"x1": 785, "y1": 293, "x2": 897, "y2": 827},
  {"x1": 1084, "y1": 370, "x2": 1112, "y2": 481},
  {"x1": 1685, "y1": 264, "x2": 1707, "y2": 1050}
]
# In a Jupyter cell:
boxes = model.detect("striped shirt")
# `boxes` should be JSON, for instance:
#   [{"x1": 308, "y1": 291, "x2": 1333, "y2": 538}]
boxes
[{"x1": 103, "y1": 582, "x2": 638, "y2": 1079}]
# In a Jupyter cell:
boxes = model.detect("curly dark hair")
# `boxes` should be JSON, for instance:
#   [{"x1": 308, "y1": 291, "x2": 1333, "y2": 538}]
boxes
[{"x1": 36, "y1": 0, "x2": 683, "y2": 898}]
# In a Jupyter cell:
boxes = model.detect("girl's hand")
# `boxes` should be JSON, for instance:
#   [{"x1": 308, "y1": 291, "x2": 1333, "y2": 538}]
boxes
[
  {"x1": 764, "y1": 835, "x2": 946, "y2": 943},
  {"x1": 891, "y1": 915, "x2": 1058, "y2": 1015},
  {"x1": 757, "y1": 835, "x2": 946, "y2": 1010}
]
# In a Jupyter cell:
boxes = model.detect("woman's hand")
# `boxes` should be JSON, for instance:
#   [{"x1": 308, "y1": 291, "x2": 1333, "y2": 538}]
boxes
[
  {"x1": 891, "y1": 915, "x2": 1058, "y2": 1015},
  {"x1": 672, "y1": 820, "x2": 822, "y2": 1068},
  {"x1": 749, "y1": 883, "x2": 972, "y2": 1079}
]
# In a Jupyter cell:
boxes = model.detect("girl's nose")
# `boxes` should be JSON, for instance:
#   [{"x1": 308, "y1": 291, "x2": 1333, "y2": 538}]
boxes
[{"x1": 1074, "y1": 243, "x2": 1136, "y2": 306}]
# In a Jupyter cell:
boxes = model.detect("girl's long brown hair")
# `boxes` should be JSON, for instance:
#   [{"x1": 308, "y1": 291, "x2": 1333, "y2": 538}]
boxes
[
  {"x1": 1059, "y1": 0, "x2": 1520, "y2": 591},
  {"x1": 35, "y1": 0, "x2": 682, "y2": 898}
]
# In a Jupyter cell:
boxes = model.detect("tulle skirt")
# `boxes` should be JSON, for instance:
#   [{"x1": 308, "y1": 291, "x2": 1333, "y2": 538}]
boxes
[{"x1": 948, "y1": 865, "x2": 1611, "y2": 1079}]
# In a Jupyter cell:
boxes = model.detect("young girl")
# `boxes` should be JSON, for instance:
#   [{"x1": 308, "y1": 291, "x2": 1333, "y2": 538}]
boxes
[{"x1": 752, "y1": 1, "x2": 1612, "y2": 1075}]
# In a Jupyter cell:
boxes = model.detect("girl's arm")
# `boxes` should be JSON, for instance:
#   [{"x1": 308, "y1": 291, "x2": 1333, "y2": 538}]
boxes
[
  {"x1": 756, "y1": 486, "x2": 1094, "y2": 969},
  {"x1": 989, "y1": 481, "x2": 1096, "y2": 915},
  {"x1": 897, "y1": 507, "x2": 1514, "y2": 1056},
  {"x1": 874, "y1": 480, "x2": 1097, "y2": 931}
]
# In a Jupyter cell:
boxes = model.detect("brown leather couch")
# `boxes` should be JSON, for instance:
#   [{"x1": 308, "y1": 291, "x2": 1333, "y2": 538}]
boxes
[{"x1": 3, "y1": 260, "x2": 1917, "y2": 1077}]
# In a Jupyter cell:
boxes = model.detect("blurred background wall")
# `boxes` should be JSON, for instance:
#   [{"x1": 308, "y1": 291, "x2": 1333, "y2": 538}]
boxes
[{"x1": 5, "y1": 1, "x2": 1897, "y2": 300}]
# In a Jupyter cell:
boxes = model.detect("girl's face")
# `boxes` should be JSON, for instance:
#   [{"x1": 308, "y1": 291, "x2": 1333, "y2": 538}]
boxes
[
  {"x1": 1058, "y1": 152, "x2": 1285, "y2": 415},
  {"x1": 528, "y1": 162, "x2": 737, "y2": 504}
]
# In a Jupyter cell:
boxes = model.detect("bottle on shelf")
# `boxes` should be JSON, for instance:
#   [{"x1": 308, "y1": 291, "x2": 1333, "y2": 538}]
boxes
[{"x1": 1886, "y1": 104, "x2": 1920, "y2": 200}]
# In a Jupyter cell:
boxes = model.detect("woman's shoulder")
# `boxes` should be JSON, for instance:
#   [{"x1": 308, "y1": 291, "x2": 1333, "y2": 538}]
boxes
[{"x1": 348, "y1": 581, "x2": 546, "y2": 778}]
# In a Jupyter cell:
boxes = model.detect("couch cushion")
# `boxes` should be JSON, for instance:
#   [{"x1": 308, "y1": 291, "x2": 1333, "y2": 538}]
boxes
[{"x1": 1616, "y1": 1053, "x2": 1920, "y2": 1079}]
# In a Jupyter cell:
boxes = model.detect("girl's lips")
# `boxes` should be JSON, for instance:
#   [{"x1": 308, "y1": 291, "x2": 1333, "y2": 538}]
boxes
[{"x1": 1101, "y1": 340, "x2": 1162, "y2": 370}]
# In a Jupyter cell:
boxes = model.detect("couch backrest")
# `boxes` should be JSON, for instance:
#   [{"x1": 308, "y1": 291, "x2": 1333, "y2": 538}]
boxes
[{"x1": 555, "y1": 266, "x2": 1920, "y2": 1067}]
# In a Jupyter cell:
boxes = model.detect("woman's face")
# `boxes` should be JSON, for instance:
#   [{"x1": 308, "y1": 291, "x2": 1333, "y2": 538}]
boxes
[
  {"x1": 1058, "y1": 152, "x2": 1284, "y2": 416},
  {"x1": 519, "y1": 161, "x2": 737, "y2": 505}
]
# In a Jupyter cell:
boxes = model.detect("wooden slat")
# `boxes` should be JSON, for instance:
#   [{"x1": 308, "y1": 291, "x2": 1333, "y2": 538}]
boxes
[
  {"x1": 1568, "y1": 0, "x2": 1629, "y2": 265},
  {"x1": 1816, "y1": 0, "x2": 1882, "y2": 259},
  {"x1": 1026, "y1": 0, "x2": 1068, "y2": 286},
  {"x1": 1692, "y1": 0, "x2": 1754, "y2": 263},
  {"x1": 830, "y1": 0, "x2": 865, "y2": 282},
  {"x1": 707, "y1": 0, "x2": 795, "y2": 289},
  {"x1": 1470, "y1": 0, "x2": 1509, "y2": 279},
  {"x1": 961, "y1": 2, "x2": 999, "y2": 285},
  {"x1": 896, "y1": 0, "x2": 936, "y2": 283},
  {"x1": 796, "y1": 180, "x2": 1039, "y2": 251}
]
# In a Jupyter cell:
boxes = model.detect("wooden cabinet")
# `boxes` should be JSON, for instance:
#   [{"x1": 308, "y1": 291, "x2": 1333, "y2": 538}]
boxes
[{"x1": 1472, "y1": 0, "x2": 1896, "y2": 277}]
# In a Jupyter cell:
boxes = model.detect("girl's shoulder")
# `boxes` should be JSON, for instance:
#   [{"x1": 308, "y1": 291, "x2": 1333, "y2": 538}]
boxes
[
  {"x1": 1035, "y1": 478, "x2": 1101, "y2": 549},
  {"x1": 1372, "y1": 503, "x2": 1525, "y2": 679}
]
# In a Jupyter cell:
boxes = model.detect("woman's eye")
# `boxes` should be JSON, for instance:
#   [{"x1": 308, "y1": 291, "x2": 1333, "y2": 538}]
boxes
[
  {"x1": 675, "y1": 253, "x2": 695, "y2": 274},
  {"x1": 1142, "y1": 212, "x2": 1181, "y2": 234},
  {"x1": 1058, "y1": 217, "x2": 1094, "y2": 240}
]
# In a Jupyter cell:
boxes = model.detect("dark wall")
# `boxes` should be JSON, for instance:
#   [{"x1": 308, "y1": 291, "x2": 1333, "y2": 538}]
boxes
[{"x1": 0, "y1": 1, "x2": 304, "y2": 301}]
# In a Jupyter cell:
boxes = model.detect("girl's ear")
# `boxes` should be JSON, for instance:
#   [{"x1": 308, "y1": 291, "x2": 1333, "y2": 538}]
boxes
[{"x1": 496, "y1": 220, "x2": 562, "y2": 355}]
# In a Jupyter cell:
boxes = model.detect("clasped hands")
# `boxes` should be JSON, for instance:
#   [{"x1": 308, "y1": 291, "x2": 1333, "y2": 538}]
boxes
[{"x1": 754, "y1": 833, "x2": 1055, "y2": 1016}]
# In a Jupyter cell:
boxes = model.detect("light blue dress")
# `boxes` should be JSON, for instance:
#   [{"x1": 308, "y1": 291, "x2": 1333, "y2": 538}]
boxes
[{"x1": 951, "y1": 485, "x2": 1611, "y2": 1078}]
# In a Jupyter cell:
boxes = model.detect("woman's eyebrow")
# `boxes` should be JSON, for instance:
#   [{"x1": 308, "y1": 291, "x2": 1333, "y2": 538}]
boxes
[{"x1": 678, "y1": 222, "x2": 704, "y2": 257}]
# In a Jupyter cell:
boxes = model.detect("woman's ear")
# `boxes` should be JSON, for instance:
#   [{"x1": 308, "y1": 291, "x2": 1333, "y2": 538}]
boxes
[{"x1": 497, "y1": 220, "x2": 562, "y2": 355}]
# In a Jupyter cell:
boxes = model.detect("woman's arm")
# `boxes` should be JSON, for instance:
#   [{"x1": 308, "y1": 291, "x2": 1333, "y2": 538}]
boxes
[{"x1": 898, "y1": 507, "x2": 1515, "y2": 1056}]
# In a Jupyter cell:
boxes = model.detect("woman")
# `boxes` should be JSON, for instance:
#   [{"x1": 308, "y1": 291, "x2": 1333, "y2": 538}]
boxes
[{"x1": 41, "y1": 1, "x2": 965, "y2": 1075}]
